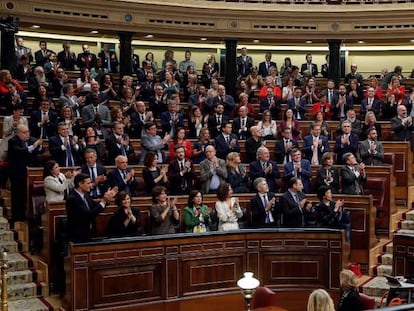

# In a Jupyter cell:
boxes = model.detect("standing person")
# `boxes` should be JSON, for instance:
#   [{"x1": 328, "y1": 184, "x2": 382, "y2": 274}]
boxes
[
  {"x1": 391, "y1": 105, "x2": 414, "y2": 147},
  {"x1": 167, "y1": 145, "x2": 195, "y2": 195},
  {"x1": 98, "y1": 43, "x2": 119, "y2": 73},
  {"x1": 341, "y1": 153, "x2": 366, "y2": 195},
  {"x1": 140, "y1": 122, "x2": 171, "y2": 164},
  {"x1": 236, "y1": 47, "x2": 253, "y2": 78},
  {"x1": 359, "y1": 128, "x2": 384, "y2": 166},
  {"x1": 65, "y1": 173, "x2": 118, "y2": 242},
  {"x1": 49, "y1": 122, "x2": 83, "y2": 167},
  {"x1": 8, "y1": 125, "x2": 43, "y2": 221},
  {"x1": 214, "y1": 121, "x2": 240, "y2": 160},
  {"x1": 302, "y1": 124, "x2": 329, "y2": 165},
  {"x1": 315, "y1": 186, "x2": 351, "y2": 242},
  {"x1": 258, "y1": 52, "x2": 277, "y2": 78},
  {"x1": 15, "y1": 37, "x2": 33, "y2": 63},
  {"x1": 249, "y1": 146, "x2": 281, "y2": 193},
  {"x1": 338, "y1": 269, "x2": 362, "y2": 311},
  {"x1": 142, "y1": 151, "x2": 168, "y2": 195},
  {"x1": 200, "y1": 145, "x2": 227, "y2": 194},
  {"x1": 77, "y1": 44, "x2": 97, "y2": 70},
  {"x1": 315, "y1": 152, "x2": 340, "y2": 194},
  {"x1": 184, "y1": 190, "x2": 211, "y2": 233},
  {"x1": 192, "y1": 128, "x2": 213, "y2": 164},
  {"x1": 43, "y1": 160, "x2": 77, "y2": 203},
  {"x1": 283, "y1": 148, "x2": 312, "y2": 194},
  {"x1": 225, "y1": 152, "x2": 248, "y2": 193},
  {"x1": 274, "y1": 127, "x2": 298, "y2": 165},
  {"x1": 107, "y1": 155, "x2": 138, "y2": 195},
  {"x1": 215, "y1": 183, "x2": 243, "y2": 231},
  {"x1": 105, "y1": 121, "x2": 135, "y2": 165},
  {"x1": 150, "y1": 186, "x2": 180, "y2": 235},
  {"x1": 0, "y1": 104, "x2": 27, "y2": 161},
  {"x1": 81, "y1": 148, "x2": 107, "y2": 199},
  {"x1": 108, "y1": 191, "x2": 141, "y2": 237},
  {"x1": 280, "y1": 177, "x2": 314, "y2": 228},
  {"x1": 334, "y1": 120, "x2": 359, "y2": 165},
  {"x1": 57, "y1": 41, "x2": 76, "y2": 71},
  {"x1": 300, "y1": 53, "x2": 318, "y2": 77},
  {"x1": 250, "y1": 177, "x2": 278, "y2": 228},
  {"x1": 34, "y1": 40, "x2": 54, "y2": 67},
  {"x1": 245, "y1": 126, "x2": 265, "y2": 164}
]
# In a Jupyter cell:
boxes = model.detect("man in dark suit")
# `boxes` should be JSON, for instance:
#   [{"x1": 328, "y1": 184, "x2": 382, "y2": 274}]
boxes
[
  {"x1": 81, "y1": 149, "x2": 107, "y2": 198},
  {"x1": 168, "y1": 145, "x2": 195, "y2": 195},
  {"x1": 249, "y1": 146, "x2": 281, "y2": 193},
  {"x1": 57, "y1": 41, "x2": 77, "y2": 71},
  {"x1": 283, "y1": 149, "x2": 312, "y2": 194},
  {"x1": 286, "y1": 88, "x2": 307, "y2": 120},
  {"x1": 149, "y1": 84, "x2": 168, "y2": 119},
  {"x1": 344, "y1": 64, "x2": 364, "y2": 87},
  {"x1": 232, "y1": 106, "x2": 255, "y2": 140},
  {"x1": 360, "y1": 87, "x2": 381, "y2": 119},
  {"x1": 215, "y1": 122, "x2": 240, "y2": 160},
  {"x1": 129, "y1": 101, "x2": 154, "y2": 138},
  {"x1": 321, "y1": 55, "x2": 329, "y2": 78},
  {"x1": 391, "y1": 105, "x2": 414, "y2": 147},
  {"x1": 208, "y1": 103, "x2": 228, "y2": 138},
  {"x1": 258, "y1": 52, "x2": 277, "y2": 78},
  {"x1": 341, "y1": 153, "x2": 366, "y2": 195},
  {"x1": 280, "y1": 177, "x2": 314, "y2": 228},
  {"x1": 15, "y1": 37, "x2": 33, "y2": 63},
  {"x1": 107, "y1": 155, "x2": 138, "y2": 195},
  {"x1": 77, "y1": 44, "x2": 97, "y2": 70},
  {"x1": 275, "y1": 127, "x2": 299, "y2": 164},
  {"x1": 331, "y1": 84, "x2": 354, "y2": 120},
  {"x1": 160, "y1": 99, "x2": 184, "y2": 137},
  {"x1": 98, "y1": 43, "x2": 119, "y2": 73},
  {"x1": 8, "y1": 125, "x2": 43, "y2": 221},
  {"x1": 105, "y1": 121, "x2": 135, "y2": 165},
  {"x1": 49, "y1": 122, "x2": 83, "y2": 167},
  {"x1": 81, "y1": 95, "x2": 112, "y2": 138},
  {"x1": 300, "y1": 53, "x2": 318, "y2": 77},
  {"x1": 302, "y1": 124, "x2": 329, "y2": 165},
  {"x1": 359, "y1": 128, "x2": 384, "y2": 166},
  {"x1": 260, "y1": 87, "x2": 282, "y2": 120},
  {"x1": 34, "y1": 40, "x2": 54, "y2": 67},
  {"x1": 236, "y1": 47, "x2": 253, "y2": 78},
  {"x1": 66, "y1": 173, "x2": 118, "y2": 242},
  {"x1": 30, "y1": 100, "x2": 58, "y2": 139},
  {"x1": 250, "y1": 177, "x2": 279, "y2": 228},
  {"x1": 245, "y1": 126, "x2": 264, "y2": 164},
  {"x1": 209, "y1": 85, "x2": 235, "y2": 117},
  {"x1": 334, "y1": 120, "x2": 359, "y2": 165}
]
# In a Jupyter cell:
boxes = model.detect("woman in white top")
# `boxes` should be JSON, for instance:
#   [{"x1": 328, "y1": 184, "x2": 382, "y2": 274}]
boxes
[
  {"x1": 43, "y1": 160, "x2": 78, "y2": 202},
  {"x1": 215, "y1": 182, "x2": 243, "y2": 231},
  {"x1": 257, "y1": 109, "x2": 277, "y2": 140},
  {"x1": 76, "y1": 68, "x2": 95, "y2": 94}
]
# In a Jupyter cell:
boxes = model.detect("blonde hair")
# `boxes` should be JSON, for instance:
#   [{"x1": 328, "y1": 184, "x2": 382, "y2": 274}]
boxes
[
  {"x1": 226, "y1": 152, "x2": 240, "y2": 171},
  {"x1": 339, "y1": 269, "x2": 358, "y2": 291},
  {"x1": 307, "y1": 289, "x2": 335, "y2": 311}
]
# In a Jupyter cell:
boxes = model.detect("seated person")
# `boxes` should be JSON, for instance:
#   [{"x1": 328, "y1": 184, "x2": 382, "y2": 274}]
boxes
[
  {"x1": 184, "y1": 190, "x2": 211, "y2": 233},
  {"x1": 150, "y1": 186, "x2": 180, "y2": 235},
  {"x1": 108, "y1": 191, "x2": 141, "y2": 237}
]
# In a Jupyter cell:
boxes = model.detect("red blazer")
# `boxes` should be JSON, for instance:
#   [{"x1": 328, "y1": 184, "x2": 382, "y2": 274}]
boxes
[{"x1": 312, "y1": 102, "x2": 333, "y2": 120}]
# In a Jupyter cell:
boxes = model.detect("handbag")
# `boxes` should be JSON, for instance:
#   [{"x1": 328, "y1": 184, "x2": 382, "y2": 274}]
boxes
[{"x1": 193, "y1": 224, "x2": 206, "y2": 233}]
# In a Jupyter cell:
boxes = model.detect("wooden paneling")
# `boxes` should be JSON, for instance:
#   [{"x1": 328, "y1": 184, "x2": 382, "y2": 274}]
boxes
[{"x1": 393, "y1": 233, "x2": 414, "y2": 277}]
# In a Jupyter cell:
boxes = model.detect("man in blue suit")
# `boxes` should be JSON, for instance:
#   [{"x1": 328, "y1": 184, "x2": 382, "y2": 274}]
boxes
[
  {"x1": 283, "y1": 148, "x2": 312, "y2": 194},
  {"x1": 334, "y1": 120, "x2": 359, "y2": 165},
  {"x1": 107, "y1": 155, "x2": 138, "y2": 196},
  {"x1": 286, "y1": 88, "x2": 307, "y2": 120},
  {"x1": 249, "y1": 146, "x2": 281, "y2": 193},
  {"x1": 81, "y1": 149, "x2": 108, "y2": 198},
  {"x1": 49, "y1": 122, "x2": 83, "y2": 167},
  {"x1": 302, "y1": 124, "x2": 329, "y2": 165},
  {"x1": 215, "y1": 121, "x2": 240, "y2": 160}
]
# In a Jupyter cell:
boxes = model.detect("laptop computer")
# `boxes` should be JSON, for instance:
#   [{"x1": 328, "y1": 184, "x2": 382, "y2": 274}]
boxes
[{"x1": 384, "y1": 275, "x2": 414, "y2": 288}]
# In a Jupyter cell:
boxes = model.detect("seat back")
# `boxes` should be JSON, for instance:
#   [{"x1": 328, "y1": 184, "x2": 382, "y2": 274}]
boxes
[
  {"x1": 251, "y1": 286, "x2": 277, "y2": 309},
  {"x1": 360, "y1": 292, "x2": 375, "y2": 310}
]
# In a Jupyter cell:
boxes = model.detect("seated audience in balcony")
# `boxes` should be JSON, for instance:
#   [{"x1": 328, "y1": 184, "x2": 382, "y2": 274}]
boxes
[
  {"x1": 283, "y1": 148, "x2": 312, "y2": 194},
  {"x1": 249, "y1": 146, "x2": 281, "y2": 193},
  {"x1": 341, "y1": 153, "x2": 366, "y2": 195},
  {"x1": 140, "y1": 122, "x2": 171, "y2": 165},
  {"x1": 232, "y1": 106, "x2": 255, "y2": 140},
  {"x1": 315, "y1": 186, "x2": 351, "y2": 242},
  {"x1": 226, "y1": 152, "x2": 248, "y2": 193},
  {"x1": 250, "y1": 177, "x2": 278, "y2": 228},
  {"x1": 184, "y1": 190, "x2": 212, "y2": 233},
  {"x1": 286, "y1": 87, "x2": 306, "y2": 120},
  {"x1": 150, "y1": 186, "x2": 180, "y2": 235},
  {"x1": 215, "y1": 182, "x2": 243, "y2": 231},
  {"x1": 43, "y1": 160, "x2": 77, "y2": 203},
  {"x1": 300, "y1": 53, "x2": 318, "y2": 78},
  {"x1": 382, "y1": 93, "x2": 398, "y2": 120},
  {"x1": 278, "y1": 109, "x2": 301, "y2": 140},
  {"x1": 280, "y1": 177, "x2": 315, "y2": 228},
  {"x1": 258, "y1": 52, "x2": 276, "y2": 78},
  {"x1": 307, "y1": 289, "x2": 335, "y2": 311},
  {"x1": 193, "y1": 128, "x2": 213, "y2": 164},
  {"x1": 334, "y1": 120, "x2": 359, "y2": 165},
  {"x1": 142, "y1": 151, "x2": 168, "y2": 195},
  {"x1": 312, "y1": 94, "x2": 332, "y2": 121},
  {"x1": 360, "y1": 111, "x2": 381, "y2": 141},
  {"x1": 315, "y1": 152, "x2": 340, "y2": 194},
  {"x1": 338, "y1": 269, "x2": 362, "y2": 311},
  {"x1": 169, "y1": 127, "x2": 192, "y2": 161},
  {"x1": 81, "y1": 148, "x2": 107, "y2": 198},
  {"x1": 344, "y1": 64, "x2": 363, "y2": 87},
  {"x1": 246, "y1": 66, "x2": 263, "y2": 92},
  {"x1": 274, "y1": 127, "x2": 298, "y2": 165},
  {"x1": 280, "y1": 57, "x2": 293, "y2": 80},
  {"x1": 359, "y1": 128, "x2": 384, "y2": 166},
  {"x1": 168, "y1": 145, "x2": 195, "y2": 195},
  {"x1": 200, "y1": 145, "x2": 227, "y2": 194},
  {"x1": 108, "y1": 191, "x2": 141, "y2": 237},
  {"x1": 215, "y1": 121, "x2": 240, "y2": 160},
  {"x1": 308, "y1": 111, "x2": 331, "y2": 139},
  {"x1": 331, "y1": 83, "x2": 353, "y2": 121},
  {"x1": 302, "y1": 123, "x2": 329, "y2": 165},
  {"x1": 245, "y1": 126, "x2": 265, "y2": 164},
  {"x1": 386, "y1": 75, "x2": 405, "y2": 105},
  {"x1": 257, "y1": 109, "x2": 277, "y2": 140},
  {"x1": 347, "y1": 78, "x2": 364, "y2": 107}
]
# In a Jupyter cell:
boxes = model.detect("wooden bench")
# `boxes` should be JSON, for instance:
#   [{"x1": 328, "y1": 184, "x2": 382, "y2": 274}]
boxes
[{"x1": 63, "y1": 229, "x2": 347, "y2": 311}]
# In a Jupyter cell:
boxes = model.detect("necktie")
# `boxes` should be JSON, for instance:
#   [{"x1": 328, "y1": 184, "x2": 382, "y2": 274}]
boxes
[
  {"x1": 241, "y1": 119, "x2": 245, "y2": 128},
  {"x1": 141, "y1": 114, "x2": 145, "y2": 122},
  {"x1": 83, "y1": 196, "x2": 90, "y2": 209},
  {"x1": 263, "y1": 195, "x2": 270, "y2": 224},
  {"x1": 328, "y1": 90, "x2": 332, "y2": 104},
  {"x1": 294, "y1": 194, "x2": 301, "y2": 210},
  {"x1": 226, "y1": 136, "x2": 230, "y2": 145},
  {"x1": 19, "y1": 48, "x2": 24, "y2": 56},
  {"x1": 66, "y1": 140, "x2": 74, "y2": 166},
  {"x1": 262, "y1": 162, "x2": 267, "y2": 171},
  {"x1": 90, "y1": 167, "x2": 98, "y2": 197},
  {"x1": 312, "y1": 139, "x2": 319, "y2": 165},
  {"x1": 122, "y1": 170, "x2": 127, "y2": 183},
  {"x1": 120, "y1": 139, "x2": 127, "y2": 157},
  {"x1": 217, "y1": 116, "x2": 220, "y2": 124},
  {"x1": 180, "y1": 161, "x2": 184, "y2": 171}
]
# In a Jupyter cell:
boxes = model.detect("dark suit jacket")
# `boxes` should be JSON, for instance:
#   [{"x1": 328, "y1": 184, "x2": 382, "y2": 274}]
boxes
[
  {"x1": 280, "y1": 190, "x2": 311, "y2": 227},
  {"x1": 249, "y1": 160, "x2": 281, "y2": 193},
  {"x1": 274, "y1": 139, "x2": 298, "y2": 164},
  {"x1": 107, "y1": 168, "x2": 138, "y2": 195},
  {"x1": 258, "y1": 61, "x2": 277, "y2": 77},
  {"x1": 250, "y1": 192, "x2": 279, "y2": 228},
  {"x1": 214, "y1": 133, "x2": 240, "y2": 160},
  {"x1": 8, "y1": 135, "x2": 42, "y2": 177},
  {"x1": 283, "y1": 159, "x2": 312, "y2": 194},
  {"x1": 333, "y1": 133, "x2": 359, "y2": 164},
  {"x1": 286, "y1": 97, "x2": 307, "y2": 120},
  {"x1": 35, "y1": 49, "x2": 53, "y2": 67},
  {"x1": 341, "y1": 166, "x2": 366, "y2": 195},
  {"x1": 232, "y1": 116, "x2": 255, "y2": 140},
  {"x1": 315, "y1": 166, "x2": 340, "y2": 193},
  {"x1": 207, "y1": 114, "x2": 229, "y2": 138},
  {"x1": 65, "y1": 190, "x2": 104, "y2": 242},
  {"x1": 359, "y1": 139, "x2": 384, "y2": 166},
  {"x1": 57, "y1": 50, "x2": 76, "y2": 70},
  {"x1": 260, "y1": 97, "x2": 282, "y2": 119},
  {"x1": 160, "y1": 111, "x2": 184, "y2": 137},
  {"x1": 300, "y1": 63, "x2": 318, "y2": 77},
  {"x1": 331, "y1": 94, "x2": 354, "y2": 120},
  {"x1": 149, "y1": 95, "x2": 168, "y2": 119},
  {"x1": 105, "y1": 134, "x2": 135, "y2": 165},
  {"x1": 391, "y1": 116, "x2": 414, "y2": 144},
  {"x1": 81, "y1": 163, "x2": 108, "y2": 197},
  {"x1": 29, "y1": 109, "x2": 58, "y2": 139},
  {"x1": 321, "y1": 63, "x2": 328, "y2": 78},
  {"x1": 360, "y1": 98, "x2": 381, "y2": 117},
  {"x1": 49, "y1": 135, "x2": 83, "y2": 167},
  {"x1": 76, "y1": 52, "x2": 97, "y2": 69},
  {"x1": 167, "y1": 159, "x2": 195, "y2": 195},
  {"x1": 302, "y1": 135, "x2": 329, "y2": 164},
  {"x1": 236, "y1": 55, "x2": 253, "y2": 77},
  {"x1": 98, "y1": 51, "x2": 119, "y2": 73}
]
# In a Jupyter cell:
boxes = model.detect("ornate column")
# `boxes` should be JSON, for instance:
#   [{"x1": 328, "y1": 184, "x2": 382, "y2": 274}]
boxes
[
  {"x1": 224, "y1": 38, "x2": 238, "y2": 97},
  {"x1": 0, "y1": 16, "x2": 18, "y2": 72},
  {"x1": 118, "y1": 31, "x2": 134, "y2": 90},
  {"x1": 327, "y1": 39, "x2": 342, "y2": 87}
]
